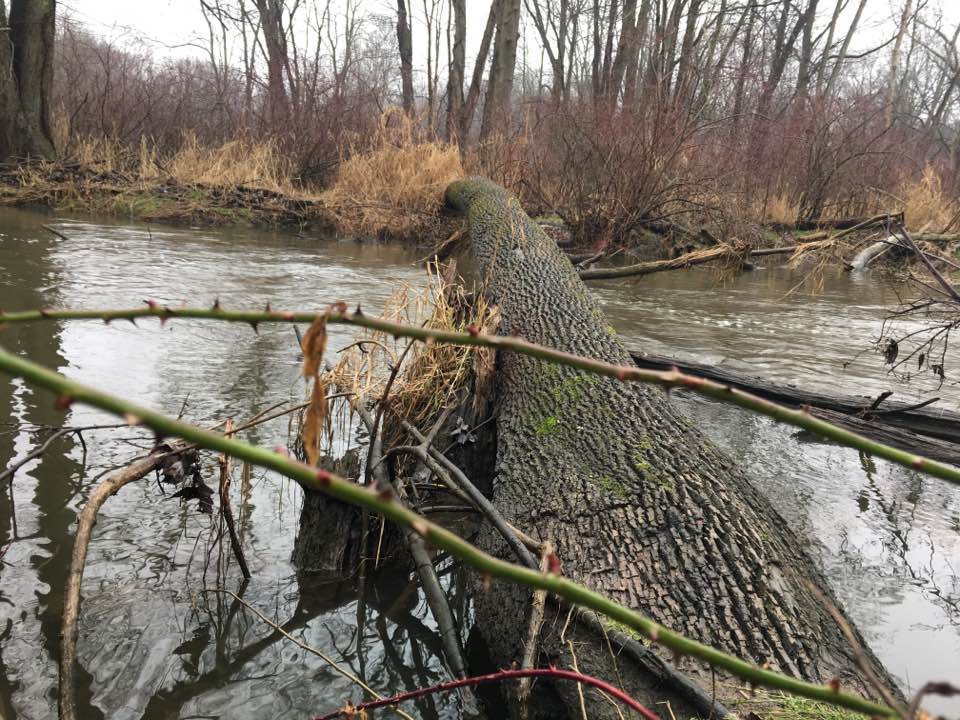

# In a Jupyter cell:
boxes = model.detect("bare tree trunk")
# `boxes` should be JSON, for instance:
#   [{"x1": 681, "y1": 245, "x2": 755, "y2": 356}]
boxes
[
  {"x1": 609, "y1": 0, "x2": 638, "y2": 106},
  {"x1": 821, "y1": 0, "x2": 868, "y2": 99},
  {"x1": 796, "y1": 0, "x2": 818, "y2": 97},
  {"x1": 447, "y1": 0, "x2": 465, "y2": 139},
  {"x1": 396, "y1": 0, "x2": 415, "y2": 115},
  {"x1": 481, "y1": 0, "x2": 521, "y2": 139},
  {"x1": 0, "y1": 0, "x2": 56, "y2": 160},
  {"x1": 461, "y1": 0, "x2": 499, "y2": 137},
  {"x1": 885, "y1": 0, "x2": 914, "y2": 123},
  {"x1": 622, "y1": 0, "x2": 650, "y2": 106},
  {"x1": 254, "y1": 0, "x2": 290, "y2": 128}
]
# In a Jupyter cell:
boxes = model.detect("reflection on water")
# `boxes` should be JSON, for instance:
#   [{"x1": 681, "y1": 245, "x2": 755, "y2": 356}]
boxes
[{"x1": 0, "y1": 210, "x2": 957, "y2": 717}]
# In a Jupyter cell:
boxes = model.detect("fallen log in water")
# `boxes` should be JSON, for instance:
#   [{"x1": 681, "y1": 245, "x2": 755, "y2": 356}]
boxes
[
  {"x1": 445, "y1": 177, "x2": 898, "y2": 719},
  {"x1": 765, "y1": 213, "x2": 904, "y2": 233},
  {"x1": 630, "y1": 351, "x2": 960, "y2": 448}
]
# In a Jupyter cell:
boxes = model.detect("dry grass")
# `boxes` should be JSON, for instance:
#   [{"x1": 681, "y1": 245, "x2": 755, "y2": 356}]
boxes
[
  {"x1": 752, "y1": 193, "x2": 800, "y2": 225},
  {"x1": 322, "y1": 109, "x2": 464, "y2": 240},
  {"x1": 329, "y1": 262, "x2": 491, "y2": 457},
  {"x1": 161, "y1": 133, "x2": 295, "y2": 192},
  {"x1": 897, "y1": 164, "x2": 957, "y2": 232}
]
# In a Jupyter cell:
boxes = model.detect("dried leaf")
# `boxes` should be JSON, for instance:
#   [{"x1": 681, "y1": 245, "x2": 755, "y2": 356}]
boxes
[
  {"x1": 883, "y1": 339, "x2": 899, "y2": 365},
  {"x1": 301, "y1": 377, "x2": 329, "y2": 467},
  {"x1": 301, "y1": 315, "x2": 328, "y2": 378}
]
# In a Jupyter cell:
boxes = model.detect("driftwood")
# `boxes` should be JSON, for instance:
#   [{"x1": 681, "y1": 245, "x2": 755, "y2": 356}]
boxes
[{"x1": 631, "y1": 351, "x2": 960, "y2": 449}]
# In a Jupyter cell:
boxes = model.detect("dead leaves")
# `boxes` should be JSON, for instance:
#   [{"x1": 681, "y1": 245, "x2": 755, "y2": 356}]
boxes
[
  {"x1": 301, "y1": 315, "x2": 328, "y2": 379},
  {"x1": 300, "y1": 314, "x2": 330, "y2": 467}
]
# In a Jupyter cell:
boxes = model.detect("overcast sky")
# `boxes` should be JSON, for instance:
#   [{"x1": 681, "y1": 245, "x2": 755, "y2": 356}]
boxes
[{"x1": 60, "y1": 0, "x2": 960, "y2": 68}]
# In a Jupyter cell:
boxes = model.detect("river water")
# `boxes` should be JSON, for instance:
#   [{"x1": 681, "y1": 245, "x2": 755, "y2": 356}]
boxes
[{"x1": 0, "y1": 208, "x2": 957, "y2": 719}]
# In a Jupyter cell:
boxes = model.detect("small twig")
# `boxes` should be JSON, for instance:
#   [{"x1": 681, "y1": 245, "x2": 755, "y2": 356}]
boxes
[
  {"x1": 218, "y1": 420, "x2": 250, "y2": 580},
  {"x1": 1, "y1": 424, "x2": 125, "y2": 485},
  {"x1": 41, "y1": 224, "x2": 70, "y2": 241},
  {"x1": 895, "y1": 224, "x2": 960, "y2": 305},
  {"x1": 806, "y1": 583, "x2": 906, "y2": 716},
  {"x1": 203, "y1": 589, "x2": 414, "y2": 720},
  {"x1": 313, "y1": 667, "x2": 660, "y2": 720},
  {"x1": 518, "y1": 542, "x2": 554, "y2": 720},
  {"x1": 907, "y1": 681, "x2": 959, "y2": 719}
]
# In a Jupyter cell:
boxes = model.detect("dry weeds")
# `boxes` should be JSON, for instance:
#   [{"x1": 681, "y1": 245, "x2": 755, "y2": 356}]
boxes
[
  {"x1": 897, "y1": 164, "x2": 957, "y2": 232},
  {"x1": 322, "y1": 109, "x2": 464, "y2": 240},
  {"x1": 328, "y1": 261, "x2": 491, "y2": 458}
]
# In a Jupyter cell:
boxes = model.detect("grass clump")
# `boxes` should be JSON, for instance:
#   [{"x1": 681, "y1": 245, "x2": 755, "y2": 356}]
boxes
[
  {"x1": 897, "y1": 164, "x2": 957, "y2": 232},
  {"x1": 322, "y1": 109, "x2": 464, "y2": 241}
]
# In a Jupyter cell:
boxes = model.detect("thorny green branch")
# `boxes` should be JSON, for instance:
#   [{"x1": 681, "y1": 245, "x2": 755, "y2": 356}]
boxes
[
  {"x1": 0, "y1": 345, "x2": 894, "y2": 718},
  {"x1": 2, "y1": 303, "x2": 959, "y2": 488}
]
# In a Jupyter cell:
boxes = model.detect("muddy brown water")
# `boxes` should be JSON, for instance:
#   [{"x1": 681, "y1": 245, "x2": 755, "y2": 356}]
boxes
[{"x1": 0, "y1": 207, "x2": 957, "y2": 719}]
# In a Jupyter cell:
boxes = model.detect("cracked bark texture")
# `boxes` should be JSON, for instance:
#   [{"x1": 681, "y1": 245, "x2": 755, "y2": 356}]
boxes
[{"x1": 445, "y1": 177, "x2": 897, "y2": 718}]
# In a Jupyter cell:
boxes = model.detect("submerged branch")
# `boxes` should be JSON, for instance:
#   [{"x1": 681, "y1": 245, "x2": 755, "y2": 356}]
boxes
[{"x1": 0, "y1": 345, "x2": 894, "y2": 718}]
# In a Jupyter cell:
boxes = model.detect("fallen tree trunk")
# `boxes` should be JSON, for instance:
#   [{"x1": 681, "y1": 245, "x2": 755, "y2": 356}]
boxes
[
  {"x1": 578, "y1": 232, "x2": 960, "y2": 281},
  {"x1": 630, "y1": 351, "x2": 960, "y2": 446},
  {"x1": 578, "y1": 243, "x2": 748, "y2": 280},
  {"x1": 445, "y1": 177, "x2": 898, "y2": 718},
  {"x1": 766, "y1": 214, "x2": 904, "y2": 232}
]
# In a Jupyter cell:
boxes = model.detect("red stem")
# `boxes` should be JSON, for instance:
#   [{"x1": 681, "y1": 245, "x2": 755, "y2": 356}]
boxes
[{"x1": 314, "y1": 667, "x2": 661, "y2": 720}]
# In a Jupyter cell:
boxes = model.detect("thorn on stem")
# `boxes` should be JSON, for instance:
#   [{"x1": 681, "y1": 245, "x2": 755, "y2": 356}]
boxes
[
  {"x1": 827, "y1": 678, "x2": 840, "y2": 693},
  {"x1": 212, "y1": 297, "x2": 221, "y2": 311},
  {"x1": 316, "y1": 469, "x2": 332, "y2": 487},
  {"x1": 467, "y1": 324, "x2": 479, "y2": 337},
  {"x1": 331, "y1": 300, "x2": 348, "y2": 315},
  {"x1": 145, "y1": 299, "x2": 157, "y2": 310},
  {"x1": 249, "y1": 321, "x2": 259, "y2": 335},
  {"x1": 273, "y1": 445, "x2": 289, "y2": 457},
  {"x1": 124, "y1": 413, "x2": 142, "y2": 427},
  {"x1": 54, "y1": 394, "x2": 73, "y2": 411},
  {"x1": 547, "y1": 552, "x2": 561, "y2": 574}
]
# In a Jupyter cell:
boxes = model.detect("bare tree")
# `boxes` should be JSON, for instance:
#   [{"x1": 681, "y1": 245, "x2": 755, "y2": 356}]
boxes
[
  {"x1": 0, "y1": 0, "x2": 57, "y2": 160},
  {"x1": 396, "y1": 0, "x2": 414, "y2": 114},
  {"x1": 447, "y1": 0, "x2": 465, "y2": 138},
  {"x1": 481, "y1": 0, "x2": 521, "y2": 138}
]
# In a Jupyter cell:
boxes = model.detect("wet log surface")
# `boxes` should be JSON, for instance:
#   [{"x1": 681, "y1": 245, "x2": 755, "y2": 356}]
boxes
[
  {"x1": 630, "y1": 351, "x2": 960, "y2": 447},
  {"x1": 445, "y1": 177, "x2": 899, "y2": 719}
]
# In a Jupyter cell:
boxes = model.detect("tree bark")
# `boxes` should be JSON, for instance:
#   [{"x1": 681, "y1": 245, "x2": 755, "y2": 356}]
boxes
[
  {"x1": 253, "y1": 0, "x2": 290, "y2": 128},
  {"x1": 447, "y1": 0, "x2": 465, "y2": 139},
  {"x1": 396, "y1": 0, "x2": 415, "y2": 115},
  {"x1": 0, "y1": 0, "x2": 56, "y2": 161},
  {"x1": 445, "y1": 177, "x2": 898, "y2": 718},
  {"x1": 461, "y1": 0, "x2": 499, "y2": 138},
  {"x1": 481, "y1": 0, "x2": 521, "y2": 139}
]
